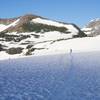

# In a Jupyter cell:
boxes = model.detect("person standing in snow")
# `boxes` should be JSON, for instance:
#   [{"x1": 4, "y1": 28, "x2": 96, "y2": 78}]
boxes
[{"x1": 70, "y1": 49, "x2": 72, "y2": 54}]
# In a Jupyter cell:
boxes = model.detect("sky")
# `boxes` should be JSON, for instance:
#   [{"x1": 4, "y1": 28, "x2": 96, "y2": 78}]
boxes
[{"x1": 0, "y1": 0, "x2": 100, "y2": 27}]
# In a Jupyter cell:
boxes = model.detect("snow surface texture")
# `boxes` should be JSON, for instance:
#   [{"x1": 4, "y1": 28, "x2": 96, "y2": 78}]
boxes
[
  {"x1": 0, "y1": 35, "x2": 100, "y2": 60},
  {"x1": 0, "y1": 24, "x2": 6, "y2": 30},
  {"x1": 0, "y1": 52, "x2": 100, "y2": 99}
]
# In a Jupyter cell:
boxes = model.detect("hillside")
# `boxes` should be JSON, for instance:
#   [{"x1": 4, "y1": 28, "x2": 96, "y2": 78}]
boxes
[{"x1": 0, "y1": 14, "x2": 88, "y2": 60}]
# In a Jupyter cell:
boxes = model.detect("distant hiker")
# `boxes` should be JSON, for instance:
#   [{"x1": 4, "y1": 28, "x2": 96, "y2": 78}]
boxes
[{"x1": 70, "y1": 49, "x2": 72, "y2": 54}]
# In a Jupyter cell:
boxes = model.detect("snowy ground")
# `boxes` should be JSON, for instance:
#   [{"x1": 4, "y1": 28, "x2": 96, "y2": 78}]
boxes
[
  {"x1": 0, "y1": 17, "x2": 99, "y2": 60},
  {"x1": 0, "y1": 35, "x2": 100, "y2": 60},
  {"x1": 0, "y1": 52, "x2": 100, "y2": 99}
]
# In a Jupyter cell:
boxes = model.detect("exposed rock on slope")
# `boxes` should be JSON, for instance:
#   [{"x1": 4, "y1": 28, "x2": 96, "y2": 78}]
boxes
[{"x1": 0, "y1": 14, "x2": 86, "y2": 59}]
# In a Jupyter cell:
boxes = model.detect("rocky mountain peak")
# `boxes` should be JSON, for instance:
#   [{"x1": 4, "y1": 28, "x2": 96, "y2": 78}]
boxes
[
  {"x1": 19, "y1": 14, "x2": 41, "y2": 24},
  {"x1": 83, "y1": 18, "x2": 100, "y2": 36},
  {"x1": 86, "y1": 18, "x2": 100, "y2": 28}
]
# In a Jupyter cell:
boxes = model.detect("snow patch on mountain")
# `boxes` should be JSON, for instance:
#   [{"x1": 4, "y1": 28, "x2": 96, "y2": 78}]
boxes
[
  {"x1": 32, "y1": 18, "x2": 63, "y2": 27},
  {"x1": 0, "y1": 24, "x2": 6, "y2": 31},
  {"x1": 82, "y1": 28, "x2": 92, "y2": 35},
  {"x1": 0, "y1": 24, "x2": 6, "y2": 30},
  {"x1": 90, "y1": 18, "x2": 100, "y2": 23},
  {"x1": 0, "y1": 19, "x2": 20, "y2": 32},
  {"x1": 32, "y1": 18, "x2": 79, "y2": 35}
]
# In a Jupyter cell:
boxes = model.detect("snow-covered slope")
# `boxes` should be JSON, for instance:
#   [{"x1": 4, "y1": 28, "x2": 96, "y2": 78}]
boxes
[
  {"x1": 0, "y1": 14, "x2": 89, "y2": 60},
  {"x1": 0, "y1": 34, "x2": 100, "y2": 60},
  {"x1": 0, "y1": 19, "x2": 20, "y2": 32},
  {"x1": 82, "y1": 18, "x2": 100, "y2": 36},
  {"x1": 32, "y1": 18, "x2": 81, "y2": 36}
]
